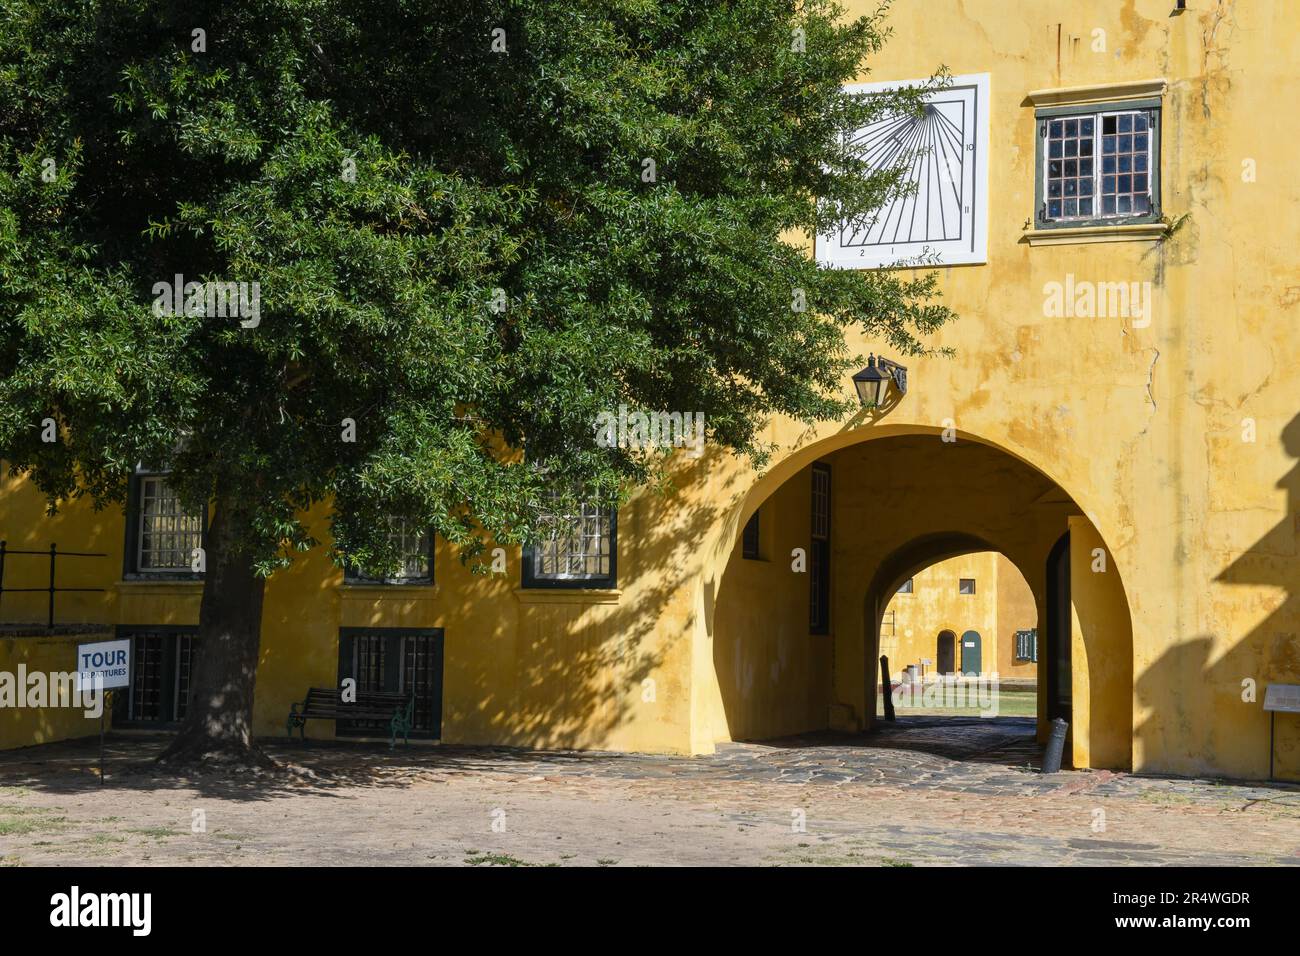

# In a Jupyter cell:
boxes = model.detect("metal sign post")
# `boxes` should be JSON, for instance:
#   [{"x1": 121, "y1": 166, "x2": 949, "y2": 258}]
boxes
[
  {"x1": 99, "y1": 691, "x2": 110, "y2": 785},
  {"x1": 76, "y1": 639, "x2": 131, "y2": 786},
  {"x1": 1262, "y1": 684, "x2": 1300, "y2": 781}
]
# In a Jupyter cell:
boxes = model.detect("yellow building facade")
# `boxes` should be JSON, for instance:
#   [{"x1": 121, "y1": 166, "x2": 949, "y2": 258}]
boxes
[
  {"x1": 1, "y1": 0, "x2": 1298, "y2": 781},
  {"x1": 881, "y1": 553, "x2": 1038, "y2": 681}
]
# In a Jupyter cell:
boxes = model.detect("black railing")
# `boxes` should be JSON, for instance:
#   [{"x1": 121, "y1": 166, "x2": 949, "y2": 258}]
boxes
[{"x1": 0, "y1": 541, "x2": 106, "y2": 629}]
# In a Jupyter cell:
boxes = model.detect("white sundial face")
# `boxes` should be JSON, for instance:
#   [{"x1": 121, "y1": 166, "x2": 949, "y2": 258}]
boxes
[{"x1": 818, "y1": 73, "x2": 990, "y2": 270}]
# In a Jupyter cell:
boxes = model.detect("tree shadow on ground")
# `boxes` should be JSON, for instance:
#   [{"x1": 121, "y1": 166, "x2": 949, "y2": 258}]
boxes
[{"x1": 0, "y1": 733, "x2": 652, "y2": 802}]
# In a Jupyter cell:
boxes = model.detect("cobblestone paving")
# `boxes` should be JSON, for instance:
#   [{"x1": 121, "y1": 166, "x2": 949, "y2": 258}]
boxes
[{"x1": 1, "y1": 718, "x2": 1297, "y2": 866}]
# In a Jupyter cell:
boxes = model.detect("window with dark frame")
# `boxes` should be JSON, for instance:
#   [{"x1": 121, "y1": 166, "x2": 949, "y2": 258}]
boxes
[
  {"x1": 809, "y1": 464, "x2": 831, "y2": 634},
  {"x1": 112, "y1": 628, "x2": 200, "y2": 725},
  {"x1": 897, "y1": 578, "x2": 913, "y2": 594},
  {"x1": 742, "y1": 510, "x2": 761, "y2": 560},
  {"x1": 344, "y1": 516, "x2": 434, "y2": 585},
  {"x1": 1036, "y1": 102, "x2": 1159, "y2": 227},
  {"x1": 124, "y1": 471, "x2": 206, "y2": 577},
  {"x1": 522, "y1": 491, "x2": 617, "y2": 589},
  {"x1": 959, "y1": 578, "x2": 976, "y2": 595},
  {"x1": 336, "y1": 627, "x2": 444, "y2": 738}
]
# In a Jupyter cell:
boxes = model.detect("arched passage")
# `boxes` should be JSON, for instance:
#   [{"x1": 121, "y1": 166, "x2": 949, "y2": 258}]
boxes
[{"x1": 705, "y1": 428, "x2": 1135, "y2": 771}]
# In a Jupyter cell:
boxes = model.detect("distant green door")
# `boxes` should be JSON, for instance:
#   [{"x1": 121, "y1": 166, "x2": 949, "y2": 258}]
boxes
[{"x1": 960, "y1": 630, "x2": 982, "y2": 675}]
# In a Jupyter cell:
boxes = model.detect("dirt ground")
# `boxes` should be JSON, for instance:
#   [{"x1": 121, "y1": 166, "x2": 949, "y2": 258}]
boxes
[{"x1": 1, "y1": 725, "x2": 1298, "y2": 867}]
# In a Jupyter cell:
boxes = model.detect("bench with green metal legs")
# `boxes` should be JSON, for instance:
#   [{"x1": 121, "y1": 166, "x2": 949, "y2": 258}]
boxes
[{"x1": 287, "y1": 687, "x2": 415, "y2": 748}]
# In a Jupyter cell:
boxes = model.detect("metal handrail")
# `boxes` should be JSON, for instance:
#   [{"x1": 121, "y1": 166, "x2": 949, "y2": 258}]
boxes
[{"x1": 0, "y1": 541, "x2": 106, "y2": 629}]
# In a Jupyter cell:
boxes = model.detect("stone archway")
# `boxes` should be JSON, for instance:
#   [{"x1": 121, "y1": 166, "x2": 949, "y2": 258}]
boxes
[{"x1": 702, "y1": 426, "x2": 1135, "y2": 771}]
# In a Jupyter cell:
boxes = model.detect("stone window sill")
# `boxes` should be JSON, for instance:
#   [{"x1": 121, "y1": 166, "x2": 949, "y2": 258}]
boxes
[
  {"x1": 513, "y1": 588, "x2": 622, "y2": 606},
  {"x1": 338, "y1": 583, "x2": 441, "y2": 601},
  {"x1": 1023, "y1": 222, "x2": 1170, "y2": 246},
  {"x1": 115, "y1": 579, "x2": 204, "y2": 593}
]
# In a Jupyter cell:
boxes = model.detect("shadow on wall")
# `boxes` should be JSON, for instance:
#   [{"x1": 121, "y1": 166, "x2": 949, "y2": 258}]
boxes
[
  {"x1": 1146, "y1": 414, "x2": 1300, "y2": 781},
  {"x1": 434, "y1": 453, "x2": 730, "y2": 752}
]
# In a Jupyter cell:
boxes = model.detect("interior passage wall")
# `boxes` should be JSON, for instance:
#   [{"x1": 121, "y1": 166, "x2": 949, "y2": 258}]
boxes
[
  {"x1": 995, "y1": 554, "x2": 1039, "y2": 680},
  {"x1": 709, "y1": 465, "x2": 833, "y2": 741}
]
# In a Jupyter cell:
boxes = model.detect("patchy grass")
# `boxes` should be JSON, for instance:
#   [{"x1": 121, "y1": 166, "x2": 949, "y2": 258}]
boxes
[
  {"x1": 464, "y1": 852, "x2": 537, "y2": 867},
  {"x1": 0, "y1": 805, "x2": 68, "y2": 836},
  {"x1": 877, "y1": 688, "x2": 1038, "y2": 717},
  {"x1": 128, "y1": 827, "x2": 179, "y2": 840}
]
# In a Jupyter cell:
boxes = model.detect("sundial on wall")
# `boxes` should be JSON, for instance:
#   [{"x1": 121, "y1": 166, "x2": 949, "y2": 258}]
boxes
[{"x1": 817, "y1": 73, "x2": 990, "y2": 270}]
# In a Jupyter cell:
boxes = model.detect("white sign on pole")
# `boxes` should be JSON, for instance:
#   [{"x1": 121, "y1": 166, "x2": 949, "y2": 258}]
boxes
[
  {"x1": 76, "y1": 639, "x2": 131, "y2": 692},
  {"x1": 1263, "y1": 684, "x2": 1300, "y2": 714}
]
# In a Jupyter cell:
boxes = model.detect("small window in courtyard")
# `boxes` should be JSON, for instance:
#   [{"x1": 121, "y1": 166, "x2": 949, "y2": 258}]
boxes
[
  {"x1": 523, "y1": 492, "x2": 617, "y2": 589},
  {"x1": 345, "y1": 516, "x2": 433, "y2": 585},
  {"x1": 1036, "y1": 105, "x2": 1159, "y2": 227},
  {"x1": 897, "y1": 578, "x2": 913, "y2": 594},
  {"x1": 1015, "y1": 628, "x2": 1039, "y2": 663},
  {"x1": 742, "y1": 510, "x2": 761, "y2": 560},
  {"x1": 959, "y1": 578, "x2": 976, "y2": 595},
  {"x1": 126, "y1": 472, "x2": 206, "y2": 576}
]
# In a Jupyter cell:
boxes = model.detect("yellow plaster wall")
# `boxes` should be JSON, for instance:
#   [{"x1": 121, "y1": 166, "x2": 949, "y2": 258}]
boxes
[
  {"x1": 0, "y1": 630, "x2": 113, "y2": 749},
  {"x1": 995, "y1": 554, "x2": 1039, "y2": 681},
  {"x1": 694, "y1": 0, "x2": 1300, "y2": 780},
  {"x1": 710, "y1": 463, "x2": 832, "y2": 741},
  {"x1": 883, "y1": 553, "x2": 1003, "y2": 677},
  {"x1": 1069, "y1": 517, "x2": 1135, "y2": 770}
]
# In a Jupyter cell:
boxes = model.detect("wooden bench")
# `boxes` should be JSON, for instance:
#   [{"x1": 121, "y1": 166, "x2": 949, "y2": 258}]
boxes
[{"x1": 286, "y1": 687, "x2": 415, "y2": 748}]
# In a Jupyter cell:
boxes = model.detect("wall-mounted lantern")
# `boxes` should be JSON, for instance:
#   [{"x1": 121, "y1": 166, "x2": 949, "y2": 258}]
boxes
[{"x1": 852, "y1": 354, "x2": 908, "y2": 409}]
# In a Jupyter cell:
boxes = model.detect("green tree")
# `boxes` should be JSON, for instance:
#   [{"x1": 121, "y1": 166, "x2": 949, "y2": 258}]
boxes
[{"x1": 0, "y1": 0, "x2": 954, "y2": 765}]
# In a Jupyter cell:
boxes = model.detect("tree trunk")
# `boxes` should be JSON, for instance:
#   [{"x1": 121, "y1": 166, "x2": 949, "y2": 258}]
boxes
[{"x1": 157, "y1": 493, "x2": 273, "y2": 769}]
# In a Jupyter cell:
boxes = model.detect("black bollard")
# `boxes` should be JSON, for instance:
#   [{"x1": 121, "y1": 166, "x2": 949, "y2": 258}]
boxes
[
  {"x1": 879, "y1": 655, "x2": 896, "y2": 721},
  {"x1": 1042, "y1": 717, "x2": 1069, "y2": 773}
]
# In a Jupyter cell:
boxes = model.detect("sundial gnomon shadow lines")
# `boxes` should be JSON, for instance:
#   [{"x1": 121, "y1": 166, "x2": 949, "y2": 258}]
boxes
[{"x1": 841, "y1": 98, "x2": 969, "y2": 248}]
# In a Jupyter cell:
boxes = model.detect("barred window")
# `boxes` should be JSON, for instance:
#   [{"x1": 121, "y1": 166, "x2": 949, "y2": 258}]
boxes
[
  {"x1": 112, "y1": 628, "x2": 199, "y2": 725},
  {"x1": 346, "y1": 516, "x2": 433, "y2": 584},
  {"x1": 523, "y1": 493, "x2": 617, "y2": 588},
  {"x1": 1038, "y1": 106, "x2": 1158, "y2": 225},
  {"x1": 135, "y1": 476, "x2": 204, "y2": 573}
]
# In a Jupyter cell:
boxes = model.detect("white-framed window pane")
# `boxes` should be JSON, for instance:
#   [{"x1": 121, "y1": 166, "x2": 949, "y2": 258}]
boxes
[
  {"x1": 387, "y1": 517, "x2": 430, "y2": 580},
  {"x1": 1098, "y1": 110, "x2": 1151, "y2": 217},
  {"x1": 351, "y1": 516, "x2": 431, "y2": 582},
  {"x1": 533, "y1": 495, "x2": 611, "y2": 580},
  {"x1": 137, "y1": 476, "x2": 203, "y2": 571},
  {"x1": 1045, "y1": 114, "x2": 1096, "y2": 220}
]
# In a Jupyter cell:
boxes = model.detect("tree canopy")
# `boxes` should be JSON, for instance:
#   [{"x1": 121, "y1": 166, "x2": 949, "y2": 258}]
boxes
[{"x1": 0, "y1": 0, "x2": 953, "y2": 578}]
